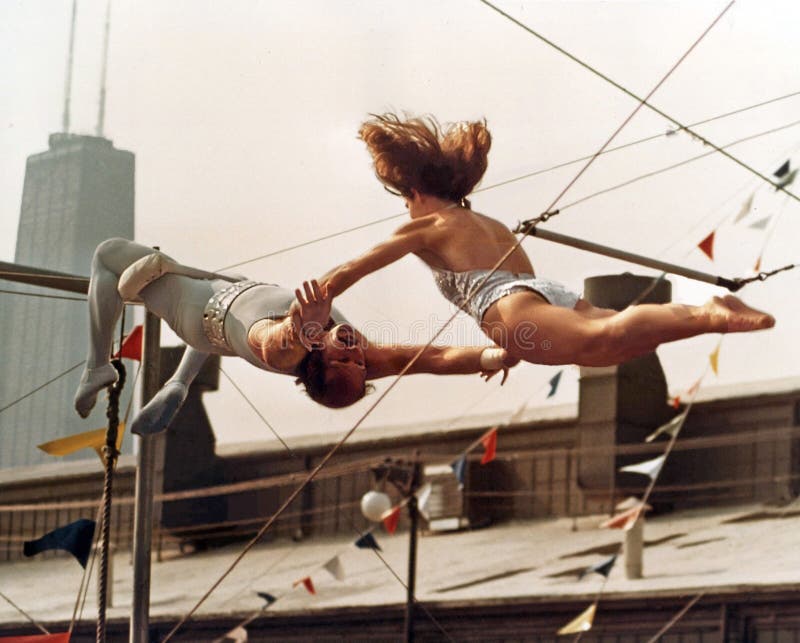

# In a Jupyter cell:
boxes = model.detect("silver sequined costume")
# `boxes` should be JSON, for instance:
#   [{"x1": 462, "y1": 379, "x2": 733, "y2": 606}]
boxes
[{"x1": 432, "y1": 268, "x2": 581, "y2": 323}]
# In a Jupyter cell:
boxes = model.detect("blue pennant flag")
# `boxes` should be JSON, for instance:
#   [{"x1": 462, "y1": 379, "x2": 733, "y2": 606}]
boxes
[
  {"x1": 355, "y1": 532, "x2": 381, "y2": 551},
  {"x1": 451, "y1": 455, "x2": 467, "y2": 488},
  {"x1": 579, "y1": 553, "x2": 618, "y2": 580},
  {"x1": 774, "y1": 159, "x2": 790, "y2": 178},
  {"x1": 547, "y1": 370, "x2": 563, "y2": 398},
  {"x1": 256, "y1": 591, "x2": 277, "y2": 606},
  {"x1": 23, "y1": 518, "x2": 96, "y2": 568}
]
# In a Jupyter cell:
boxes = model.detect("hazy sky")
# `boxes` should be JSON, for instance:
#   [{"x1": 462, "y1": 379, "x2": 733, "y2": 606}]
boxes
[{"x1": 2, "y1": 1, "x2": 798, "y2": 445}]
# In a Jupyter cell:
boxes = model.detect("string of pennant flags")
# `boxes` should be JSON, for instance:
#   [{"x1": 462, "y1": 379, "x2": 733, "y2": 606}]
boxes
[
  {"x1": 696, "y1": 157, "x2": 797, "y2": 270},
  {"x1": 4, "y1": 320, "x2": 726, "y2": 641}
]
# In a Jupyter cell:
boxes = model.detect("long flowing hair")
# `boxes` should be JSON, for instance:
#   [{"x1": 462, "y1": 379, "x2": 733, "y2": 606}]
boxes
[{"x1": 359, "y1": 113, "x2": 491, "y2": 206}]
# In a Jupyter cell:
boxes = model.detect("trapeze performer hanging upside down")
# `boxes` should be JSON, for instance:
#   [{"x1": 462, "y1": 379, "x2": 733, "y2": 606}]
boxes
[
  {"x1": 73, "y1": 238, "x2": 518, "y2": 435},
  {"x1": 318, "y1": 113, "x2": 775, "y2": 367}
]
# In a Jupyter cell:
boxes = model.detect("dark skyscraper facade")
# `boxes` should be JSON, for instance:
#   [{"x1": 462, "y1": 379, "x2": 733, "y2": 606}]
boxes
[{"x1": 0, "y1": 133, "x2": 135, "y2": 468}]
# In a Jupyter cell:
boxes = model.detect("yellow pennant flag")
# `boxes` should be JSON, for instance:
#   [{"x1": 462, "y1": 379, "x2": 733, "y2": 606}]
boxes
[
  {"x1": 558, "y1": 603, "x2": 596, "y2": 635},
  {"x1": 38, "y1": 424, "x2": 125, "y2": 464},
  {"x1": 709, "y1": 343, "x2": 721, "y2": 375}
]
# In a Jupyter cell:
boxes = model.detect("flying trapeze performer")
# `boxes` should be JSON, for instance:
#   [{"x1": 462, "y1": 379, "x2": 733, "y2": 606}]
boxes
[
  {"x1": 73, "y1": 238, "x2": 517, "y2": 435},
  {"x1": 317, "y1": 113, "x2": 775, "y2": 367}
]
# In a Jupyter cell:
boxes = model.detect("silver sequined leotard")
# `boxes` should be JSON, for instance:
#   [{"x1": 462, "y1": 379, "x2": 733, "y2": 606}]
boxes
[{"x1": 432, "y1": 268, "x2": 581, "y2": 323}]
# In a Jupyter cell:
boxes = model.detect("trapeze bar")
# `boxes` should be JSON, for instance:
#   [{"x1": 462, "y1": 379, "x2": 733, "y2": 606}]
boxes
[{"x1": 518, "y1": 225, "x2": 742, "y2": 292}]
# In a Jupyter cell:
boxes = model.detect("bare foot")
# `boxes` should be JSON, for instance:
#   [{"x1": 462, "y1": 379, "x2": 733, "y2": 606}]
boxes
[{"x1": 705, "y1": 296, "x2": 775, "y2": 332}]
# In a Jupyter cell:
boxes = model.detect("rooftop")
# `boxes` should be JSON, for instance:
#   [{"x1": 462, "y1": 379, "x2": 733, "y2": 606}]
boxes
[{"x1": 3, "y1": 499, "x2": 799, "y2": 629}]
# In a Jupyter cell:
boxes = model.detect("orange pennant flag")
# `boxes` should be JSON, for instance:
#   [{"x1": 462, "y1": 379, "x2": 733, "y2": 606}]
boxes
[
  {"x1": 753, "y1": 255, "x2": 762, "y2": 273},
  {"x1": 381, "y1": 506, "x2": 402, "y2": 535},
  {"x1": 670, "y1": 395, "x2": 681, "y2": 409},
  {"x1": 697, "y1": 231, "x2": 715, "y2": 261},
  {"x1": 294, "y1": 576, "x2": 316, "y2": 595},
  {"x1": 480, "y1": 427, "x2": 498, "y2": 465},
  {"x1": 114, "y1": 325, "x2": 143, "y2": 361}
]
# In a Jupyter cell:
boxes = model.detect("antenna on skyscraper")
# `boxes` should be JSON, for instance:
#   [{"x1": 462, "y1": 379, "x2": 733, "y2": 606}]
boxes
[
  {"x1": 62, "y1": 0, "x2": 78, "y2": 134},
  {"x1": 96, "y1": 0, "x2": 111, "y2": 137}
]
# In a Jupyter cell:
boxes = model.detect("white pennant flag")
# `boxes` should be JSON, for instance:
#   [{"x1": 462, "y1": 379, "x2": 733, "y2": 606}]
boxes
[
  {"x1": 619, "y1": 455, "x2": 666, "y2": 480},
  {"x1": 776, "y1": 168, "x2": 798, "y2": 191},
  {"x1": 223, "y1": 626, "x2": 248, "y2": 643},
  {"x1": 416, "y1": 482, "x2": 433, "y2": 519},
  {"x1": 646, "y1": 410, "x2": 689, "y2": 443},
  {"x1": 733, "y1": 192, "x2": 755, "y2": 223},
  {"x1": 748, "y1": 215, "x2": 771, "y2": 231},
  {"x1": 323, "y1": 555, "x2": 345, "y2": 581}
]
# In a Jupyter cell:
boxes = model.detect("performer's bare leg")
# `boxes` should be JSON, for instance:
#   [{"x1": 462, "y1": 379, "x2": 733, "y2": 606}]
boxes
[{"x1": 484, "y1": 292, "x2": 775, "y2": 367}]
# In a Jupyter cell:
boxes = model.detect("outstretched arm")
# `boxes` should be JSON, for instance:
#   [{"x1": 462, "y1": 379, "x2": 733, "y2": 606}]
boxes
[
  {"x1": 365, "y1": 344, "x2": 519, "y2": 384},
  {"x1": 319, "y1": 217, "x2": 434, "y2": 298}
]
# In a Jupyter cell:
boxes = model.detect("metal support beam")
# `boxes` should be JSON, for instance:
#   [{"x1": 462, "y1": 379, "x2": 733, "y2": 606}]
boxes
[
  {"x1": 0, "y1": 260, "x2": 89, "y2": 294},
  {"x1": 130, "y1": 310, "x2": 163, "y2": 643},
  {"x1": 516, "y1": 225, "x2": 743, "y2": 291}
]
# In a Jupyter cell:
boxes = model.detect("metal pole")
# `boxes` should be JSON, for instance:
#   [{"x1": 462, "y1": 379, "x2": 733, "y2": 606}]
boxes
[
  {"x1": 522, "y1": 226, "x2": 742, "y2": 291},
  {"x1": 130, "y1": 309, "x2": 162, "y2": 643},
  {"x1": 404, "y1": 459, "x2": 421, "y2": 643}
]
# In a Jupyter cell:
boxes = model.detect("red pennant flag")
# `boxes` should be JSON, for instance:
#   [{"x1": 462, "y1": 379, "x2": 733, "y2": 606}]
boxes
[
  {"x1": 480, "y1": 427, "x2": 498, "y2": 465},
  {"x1": 670, "y1": 395, "x2": 681, "y2": 409},
  {"x1": 114, "y1": 325, "x2": 143, "y2": 361},
  {"x1": 601, "y1": 504, "x2": 649, "y2": 529},
  {"x1": 697, "y1": 231, "x2": 715, "y2": 261},
  {"x1": 0, "y1": 634, "x2": 71, "y2": 643},
  {"x1": 381, "y1": 506, "x2": 402, "y2": 534},
  {"x1": 293, "y1": 576, "x2": 316, "y2": 595}
]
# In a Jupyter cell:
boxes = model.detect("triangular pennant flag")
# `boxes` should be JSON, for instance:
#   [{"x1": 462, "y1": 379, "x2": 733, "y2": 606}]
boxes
[
  {"x1": 748, "y1": 215, "x2": 771, "y2": 231},
  {"x1": 697, "y1": 230, "x2": 715, "y2": 261},
  {"x1": 416, "y1": 482, "x2": 432, "y2": 520},
  {"x1": 579, "y1": 554, "x2": 617, "y2": 580},
  {"x1": 619, "y1": 455, "x2": 665, "y2": 480},
  {"x1": 293, "y1": 576, "x2": 316, "y2": 595},
  {"x1": 480, "y1": 427, "x2": 498, "y2": 465},
  {"x1": 354, "y1": 532, "x2": 381, "y2": 551},
  {"x1": 114, "y1": 324, "x2": 143, "y2": 361},
  {"x1": 24, "y1": 519, "x2": 95, "y2": 568},
  {"x1": 670, "y1": 394, "x2": 681, "y2": 409},
  {"x1": 557, "y1": 603, "x2": 596, "y2": 635},
  {"x1": 451, "y1": 455, "x2": 467, "y2": 488},
  {"x1": 547, "y1": 370, "x2": 563, "y2": 398},
  {"x1": 774, "y1": 160, "x2": 790, "y2": 178},
  {"x1": 645, "y1": 410, "x2": 689, "y2": 443},
  {"x1": 754, "y1": 255, "x2": 762, "y2": 273},
  {"x1": 38, "y1": 424, "x2": 125, "y2": 464},
  {"x1": 601, "y1": 504, "x2": 647, "y2": 530},
  {"x1": 733, "y1": 192, "x2": 755, "y2": 223},
  {"x1": 0, "y1": 634, "x2": 71, "y2": 643},
  {"x1": 709, "y1": 344, "x2": 720, "y2": 375},
  {"x1": 256, "y1": 591, "x2": 277, "y2": 607},
  {"x1": 381, "y1": 506, "x2": 402, "y2": 534},
  {"x1": 323, "y1": 555, "x2": 345, "y2": 581},
  {"x1": 776, "y1": 168, "x2": 798, "y2": 191},
  {"x1": 686, "y1": 379, "x2": 701, "y2": 398},
  {"x1": 222, "y1": 625, "x2": 248, "y2": 643}
]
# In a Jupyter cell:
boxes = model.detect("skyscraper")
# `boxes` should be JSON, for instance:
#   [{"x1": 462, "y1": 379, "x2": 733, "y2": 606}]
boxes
[{"x1": 0, "y1": 133, "x2": 135, "y2": 468}]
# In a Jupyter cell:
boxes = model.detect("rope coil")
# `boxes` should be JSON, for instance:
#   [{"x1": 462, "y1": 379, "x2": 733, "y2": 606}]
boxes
[{"x1": 97, "y1": 358, "x2": 125, "y2": 643}]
